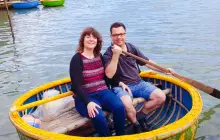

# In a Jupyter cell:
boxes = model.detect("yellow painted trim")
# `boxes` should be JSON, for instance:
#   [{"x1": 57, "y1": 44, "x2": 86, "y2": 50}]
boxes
[
  {"x1": 9, "y1": 71, "x2": 203, "y2": 140},
  {"x1": 139, "y1": 71, "x2": 202, "y2": 139}
]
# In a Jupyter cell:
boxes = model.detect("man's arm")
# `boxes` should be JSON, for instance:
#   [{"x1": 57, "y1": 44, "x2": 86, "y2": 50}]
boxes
[
  {"x1": 130, "y1": 43, "x2": 175, "y2": 75},
  {"x1": 105, "y1": 45, "x2": 122, "y2": 78},
  {"x1": 145, "y1": 60, "x2": 175, "y2": 75},
  {"x1": 145, "y1": 60, "x2": 164, "y2": 73},
  {"x1": 69, "y1": 54, "x2": 91, "y2": 105}
]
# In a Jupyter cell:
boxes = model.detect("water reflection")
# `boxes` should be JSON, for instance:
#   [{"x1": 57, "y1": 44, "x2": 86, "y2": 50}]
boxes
[
  {"x1": 0, "y1": 12, "x2": 11, "y2": 45},
  {"x1": 0, "y1": 10, "x2": 20, "y2": 95},
  {"x1": 11, "y1": 7, "x2": 40, "y2": 15},
  {"x1": 198, "y1": 104, "x2": 220, "y2": 125},
  {"x1": 196, "y1": 135, "x2": 220, "y2": 140}
]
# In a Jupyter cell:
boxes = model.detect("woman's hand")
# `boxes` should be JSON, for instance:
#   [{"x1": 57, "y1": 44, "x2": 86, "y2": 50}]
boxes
[
  {"x1": 119, "y1": 81, "x2": 133, "y2": 97},
  {"x1": 87, "y1": 102, "x2": 101, "y2": 118}
]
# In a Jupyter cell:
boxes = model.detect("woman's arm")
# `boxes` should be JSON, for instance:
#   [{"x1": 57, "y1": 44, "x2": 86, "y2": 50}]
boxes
[{"x1": 69, "y1": 54, "x2": 91, "y2": 105}]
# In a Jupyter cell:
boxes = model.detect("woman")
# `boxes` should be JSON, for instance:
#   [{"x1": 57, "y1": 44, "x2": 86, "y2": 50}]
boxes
[{"x1": 69, "y1": 27, "x2": 126, "y2": 136}]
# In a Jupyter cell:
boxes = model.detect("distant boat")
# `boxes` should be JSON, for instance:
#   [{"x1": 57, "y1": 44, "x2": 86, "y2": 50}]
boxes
[
  {"x1": 40, "y1": 0, "x2": 64, "y2": 7},
  {"x1": 12, "y1": 0, "x2": 39, "y2": 9}
]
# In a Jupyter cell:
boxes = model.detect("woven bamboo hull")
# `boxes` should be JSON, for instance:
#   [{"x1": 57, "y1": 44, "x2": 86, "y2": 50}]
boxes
[
  {"x1": 9, "y1": 71, "x2": 203, "y2": 140},
  {"x1": 16, "y1": 122, "x2": 198, "y2": 140}
]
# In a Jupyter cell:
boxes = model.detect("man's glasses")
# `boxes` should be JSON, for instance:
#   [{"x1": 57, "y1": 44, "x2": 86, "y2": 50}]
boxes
[{"x1": 111, "y1": 33, "x2": 126, "y2": 37}]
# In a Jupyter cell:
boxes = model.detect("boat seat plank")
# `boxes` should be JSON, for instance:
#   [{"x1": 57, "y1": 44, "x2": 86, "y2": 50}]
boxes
[{"x1": 40, "y1": 88, "x2": 171, "y2": 134}]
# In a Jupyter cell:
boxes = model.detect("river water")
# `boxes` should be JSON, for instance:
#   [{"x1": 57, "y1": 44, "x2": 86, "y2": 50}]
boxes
[{"x1": 0, "y1": 0, "x2": 220, "y2": 139}]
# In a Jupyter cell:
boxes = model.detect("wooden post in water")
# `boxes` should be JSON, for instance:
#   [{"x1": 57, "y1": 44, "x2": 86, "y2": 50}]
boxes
[{"x1": 4, "y1": 0, "x2": 15, "y2": 43}]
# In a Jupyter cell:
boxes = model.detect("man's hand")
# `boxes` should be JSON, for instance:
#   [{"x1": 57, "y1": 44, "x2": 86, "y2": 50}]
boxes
[
  {"x1": 164, "y1": 68, "x2": 176, "y2": 75},
  {"x1": 112, "y1": 44, "x2": 122, "y2": 57},
  {"x1": 87, "y1": 102, "x2": 101, "y2": 118}
]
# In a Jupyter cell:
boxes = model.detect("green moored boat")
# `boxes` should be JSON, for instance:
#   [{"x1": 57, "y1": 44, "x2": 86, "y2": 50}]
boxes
[{"x1": 41, "y1": 0, "x2": 64, "y2": 7}]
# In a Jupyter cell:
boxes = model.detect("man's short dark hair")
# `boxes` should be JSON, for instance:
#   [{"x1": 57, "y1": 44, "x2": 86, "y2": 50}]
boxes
[{"x1": 110, "y1": 22, "x2": 126, "y2": 34}]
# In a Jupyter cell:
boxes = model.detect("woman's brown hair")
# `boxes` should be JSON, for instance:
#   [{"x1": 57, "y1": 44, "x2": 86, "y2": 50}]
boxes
[{"x1": 76, "y1": 27, "x2": 103, "y2": 57}]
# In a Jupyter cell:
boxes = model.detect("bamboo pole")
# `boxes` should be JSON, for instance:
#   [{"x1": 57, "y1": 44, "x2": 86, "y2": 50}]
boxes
[
  {"x1": 4, "y1": 0, "x2": 15, "y2": 43},
  {"x1": 10, "y1": 91, "x2": 73, "y2": 112},
  {"x1": 11, "y1": 89, "x2": 172, "y2": 112}
]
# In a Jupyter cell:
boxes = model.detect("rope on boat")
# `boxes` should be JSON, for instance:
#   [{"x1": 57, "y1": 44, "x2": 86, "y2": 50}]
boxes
[{"x1": 167, "y1": 95, "x2": 189, "y2": 112}]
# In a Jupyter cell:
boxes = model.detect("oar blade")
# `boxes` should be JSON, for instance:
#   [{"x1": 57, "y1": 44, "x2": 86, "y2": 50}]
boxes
[{"x1": 211, "y1": 89, "x2": 220, "y2": 99}]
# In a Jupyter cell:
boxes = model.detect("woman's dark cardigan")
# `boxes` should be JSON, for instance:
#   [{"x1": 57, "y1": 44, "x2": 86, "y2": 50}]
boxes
[{"x1": 69, "y1": 53, "x2": 119, "y2": 105}]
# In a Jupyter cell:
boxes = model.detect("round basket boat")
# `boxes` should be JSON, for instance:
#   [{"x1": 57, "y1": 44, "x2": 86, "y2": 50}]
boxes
[{"x1": 9, "y1": 71, "x2": 203, "y2": 140}]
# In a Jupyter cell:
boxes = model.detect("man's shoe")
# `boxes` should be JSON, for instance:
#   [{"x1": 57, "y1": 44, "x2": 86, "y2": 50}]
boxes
[
  {"x1": 139, "y1": 118, "x2": 151, "y2": 132},
  {"x1": 133, "y1": 123, "x2": 142, "y2": 134}
]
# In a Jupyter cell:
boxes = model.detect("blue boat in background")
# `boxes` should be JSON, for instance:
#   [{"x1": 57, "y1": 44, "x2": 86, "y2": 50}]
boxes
[{"x1": 12, "y1": 0, "x2": 39, "y2": 9}]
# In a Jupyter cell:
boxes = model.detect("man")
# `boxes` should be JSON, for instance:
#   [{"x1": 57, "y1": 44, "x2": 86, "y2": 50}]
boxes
[{"x1": 103, "y1": 22, "x2": 175, "y2": 133}]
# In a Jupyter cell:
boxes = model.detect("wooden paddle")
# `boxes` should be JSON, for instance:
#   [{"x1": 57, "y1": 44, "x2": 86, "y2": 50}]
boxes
[{"x1": 122, "y1": 51, "x2": 220, "y2": 99}]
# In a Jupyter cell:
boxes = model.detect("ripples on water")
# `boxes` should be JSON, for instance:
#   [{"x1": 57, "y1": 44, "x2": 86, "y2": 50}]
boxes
[{"x1": 0, "y1": 0, "x2": 220, "y2": 139}]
